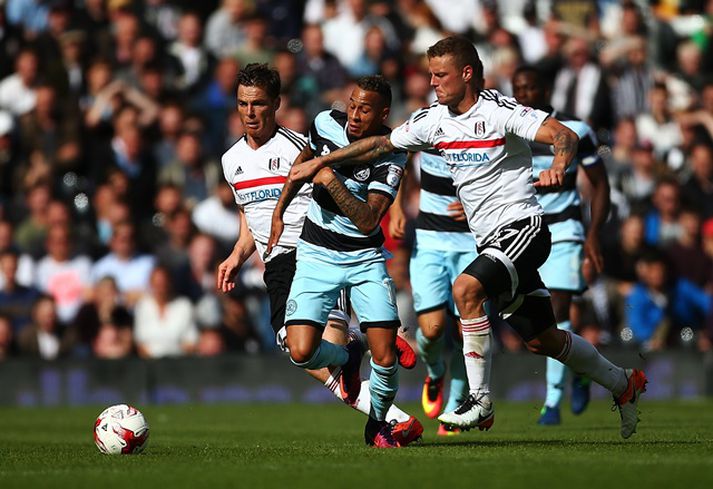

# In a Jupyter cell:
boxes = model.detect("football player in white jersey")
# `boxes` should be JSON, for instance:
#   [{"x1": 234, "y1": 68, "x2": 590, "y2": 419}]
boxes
[
  {"x1": 216, "y1": 64, "x2": 421, "y2": 446},
  {"x1": 288, "y1": 37, "x2": 647, "y2": 439},
  {"x1": 512, "y1": 65, "x2": 611, "y2": 425}
]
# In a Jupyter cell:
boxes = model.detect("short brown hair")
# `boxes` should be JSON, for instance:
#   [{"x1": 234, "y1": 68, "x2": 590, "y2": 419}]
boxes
[{"x1": 427, "y1": 36, "x2": 483, "y2": 87}]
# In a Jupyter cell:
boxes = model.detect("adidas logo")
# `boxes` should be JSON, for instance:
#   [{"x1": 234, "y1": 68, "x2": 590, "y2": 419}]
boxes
[
  {"x1": 234, "y1": 166, "x2": 243, "y2": 175},
  {"x1": 464, "y1": 351, "x2": 483, "y2": 359},
  {"x1": 435, "y1": 127, "x2": 445, "y2": 137}
]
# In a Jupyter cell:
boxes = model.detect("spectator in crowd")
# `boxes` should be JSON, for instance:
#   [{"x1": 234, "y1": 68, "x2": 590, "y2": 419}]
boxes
[
  {"x1": 18, "y1": 83, "x2": 82, "y2": 174},
  {"x1": 196, "y1": 327, "x2": 226, "y2": 357},
  {"x1": 192, "y1": 183, "x2": 240, "y2": 251},
  {"x1": 0, "y1": 48, "x2": 39, "y2": 116},
  {"x1": 636, "y1": 82, "x2": 683, "y2": 161},
  {"x1": 69, "y1": 276, "x2": 131, "y2": 357},
  {"x1": 615, "y1": 142, "x2": 662, "y2": 207},
  {"x1": 296, "y1": 24, "x2": 348, "y2": 113},
  {"x1": 551, "y1": 37, "x2": 613, "y2": 134},
  {"x1": 0, "y1": 110, "x2": 17, "y2": 205},
  {"x1": 158, "y1": 131, "x2": 220, "y2": 209},
  {"x1": 681, "y1": 142, "x2": 713, "y2": 219},
  {"x1": 0, "y1": 220, "x2": 34, "y2": 288},
  {"x1": 191, "y1": 57, "x2": 240, "y2": 154},
  {"x1": 17, "y1": 294, "x2": 70, "y2": 360},
  {"x1": 13, "y1": 182, "x2": 51, "y2": 258},
  {"x1": 610, "y1": 37, "x2": 655, "y2": 120},
  {"x1": 153, "y1": 102, "x2": 185, "y2": 169},
  {"x1": 666, "y1": 209, "x2": 712, "y2": 288},
  {"x1": 644, "y1": 178, "x2": 682, "y2": 247},
  {"x1": 134, "y1": 265, "x2": 198, "y2": 358},
  {"x1": 34, "y1": 224, "x2": 92, "y2": 324},
  {"x1": 205, "y1": 0, "x2": 249, "y2": 59},
  {"x1": 0, "y1": 313, "x2": 14, "y2": 359},
  {"x1": 168, "y1": 11, "x2": 213, "y2": 95},
  {"x1": 92, "y1": 307, "x2": 133, "y2": 359},
  {"x1": 233, "y1": 13, "x2": 274, "y2": 66},
  {"x1": 91, "y1": 220, "x2": 155, "y2": 308},
  {"x1": 625, "y1": 249, "x2": 711, "y2": 350}
]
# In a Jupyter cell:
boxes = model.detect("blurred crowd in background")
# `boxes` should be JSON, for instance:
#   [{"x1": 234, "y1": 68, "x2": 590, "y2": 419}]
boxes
[{"x1": 1, "y1": 0, "x2": 712, "y2": 362}]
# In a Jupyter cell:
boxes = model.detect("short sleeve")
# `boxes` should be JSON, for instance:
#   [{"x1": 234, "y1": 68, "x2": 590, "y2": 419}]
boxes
[
  {"x1": 308, "y1": 119, "x2": 319, "y2": 151},
  {"x1": 367, "y1": 152, "x2": 407, "y2": 200},
  {"x1": 390, "y1": 108, "x2": 434, "y2": 151},
  {"x1": 485, "y1": 91, "x2": 549, "y2": 141},
  {"x1": 562, "y1": 121, "x2": 602, "y2": 166}
]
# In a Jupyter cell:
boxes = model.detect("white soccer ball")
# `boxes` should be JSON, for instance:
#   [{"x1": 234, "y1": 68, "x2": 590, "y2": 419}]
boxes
[{"x1": 94, "y1": 404, "x2": 150, "y2": 455}]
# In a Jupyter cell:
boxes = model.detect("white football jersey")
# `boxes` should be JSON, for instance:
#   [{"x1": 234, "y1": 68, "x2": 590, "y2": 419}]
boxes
[
  {"x1": 221, "y1": 126, "x2": 312, "y2": 262},
  {"x1": 390, "y1": 89, "x2": 550, "y2": 245}
]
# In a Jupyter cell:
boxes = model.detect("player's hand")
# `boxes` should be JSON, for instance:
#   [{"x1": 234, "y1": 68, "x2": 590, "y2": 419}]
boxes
[
  {"x1": 217, "y1": 253, "x2": 241, "y2": 293},
  {"x1": 533, "y1": 168, "x2": 566, "y2": 188},
  {"x1": 447, "y1": 201, "x2": 467, "y2": 222},
  {"x1": 312, "y1": 167, "x2": 335, "y2": 186},
  {"x1": 289, "y1": 158, "x2": 324, "y2": 182},
  {"x1": 583, "y1": 233, "x2": 604, "y2": 275},
  {"x1": 389, "y1": 207, "x2": 407, "y2": 240},
  {"x1": 265, "y1": 214, "x2": 284, "y2": 260}
]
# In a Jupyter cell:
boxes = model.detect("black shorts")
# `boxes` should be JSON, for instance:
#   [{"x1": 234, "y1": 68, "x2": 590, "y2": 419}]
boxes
[
  {"x1": 263, "y1": 250, "x2": 297, "y2": 335},
  {"x1": 463, "y1": 214, "x2": 552, "y2": 306},
  {"x1": 263, "y1": 250, "x2": 351, "y2": 334}
]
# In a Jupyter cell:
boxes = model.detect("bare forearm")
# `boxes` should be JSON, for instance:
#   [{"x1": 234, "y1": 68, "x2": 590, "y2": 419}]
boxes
[
  {"x1": 275, "y1": 146, "x2": 313, "y2": 218},
  {"x1": 587, "y1": 172, "x2": 611, "y2": 237},
  {"x1": 551, "y1": 127, "x2": 578, "y2": 171},
  {"x1": 323, "y1": 177, "x2": 379, "y2": 234},
  {"x1": 320, "y1": 135, "x2": 395, "y2": 167}
]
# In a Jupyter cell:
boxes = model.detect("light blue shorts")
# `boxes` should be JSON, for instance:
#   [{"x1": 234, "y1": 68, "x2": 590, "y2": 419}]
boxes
[
  {"x1": 410, "y1": 247, "x2": 477, "y2": 316},
  {"x1": 539, "y1": 241, "x2": 585, "y2": 292},
  {"x1": 284, "y1": 257, "x2": 400, "y2": 330}
]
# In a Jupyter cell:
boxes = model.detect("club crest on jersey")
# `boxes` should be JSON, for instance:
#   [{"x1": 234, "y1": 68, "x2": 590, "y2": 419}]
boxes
[
  {"x1": 268, "y1": 157, "x2": 280, "y2": 172},
  {"x1": 353, "y1": 165, "x2": 371, "y2": 182},
  {"x1": 475, "y1": 120, "x2": 486, "y2": 136},
  {"x1": 386, "y1": 165, "x2": 403, "y2": 188}
]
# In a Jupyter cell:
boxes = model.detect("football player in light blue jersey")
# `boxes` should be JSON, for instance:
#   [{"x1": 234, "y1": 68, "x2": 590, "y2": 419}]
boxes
[
  {"x1": 267, "y1": 76, "x2": 413, "y2": 448},
  {"x1": 390, "y1": 150, "x2": 475, "y2": 435},
  {"x1": 512, "y1": 65, "x2": 611, "y2": 425}
]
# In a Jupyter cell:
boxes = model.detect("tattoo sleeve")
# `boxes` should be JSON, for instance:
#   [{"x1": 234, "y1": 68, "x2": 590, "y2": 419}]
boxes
[
  {"x1": 321, "y1": 135, "x2": 396, "y2": 167},
  {"x1": 542, "y1": 117, "x2": 578, "y2": 171},
  {"x1": 322, "y1": 177, "x2": 390, "y2": 235},
  {"x1": 275, "y1": 146, "x2": 313, "y2": 219}
]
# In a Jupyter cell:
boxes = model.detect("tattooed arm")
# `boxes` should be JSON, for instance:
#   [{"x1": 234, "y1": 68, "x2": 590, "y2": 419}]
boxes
[
  {"x1": 264, "y1": 145, "x2": 314, "y2": 259},
  {"x1": 533, "y1": 117, "x2": 579, "y2": 188},
  {"x1": 288, "y1": 135, "x2": 395, "y2": 183},
  {"x1": 312, "y1": 168, "x2": 392, "y2": 235}
]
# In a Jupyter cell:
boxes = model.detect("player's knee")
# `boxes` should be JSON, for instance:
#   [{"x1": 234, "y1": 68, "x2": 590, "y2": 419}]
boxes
[
  {"x1": 453, "y1": 275, "x2": 487, "y2": 310},
  {"x1": 420, "y1": 322, "x2": 444, "y2": 341},
  {"x1": 286, "y1": 338, "x2": 317, "y2": 365},
  {"x1": 370, "y1": 348, "x2": 396, "y2": 368}
]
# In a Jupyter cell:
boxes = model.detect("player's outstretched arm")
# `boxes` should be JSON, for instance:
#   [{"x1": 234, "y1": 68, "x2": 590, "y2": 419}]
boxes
[
  {"x1": 289, "y1": 135, "x2": 395, "y2": 182},
  {"x1": 533, "y1": 118, "x2": 579, "y2": 188},
  {"x1": 217, "y1": 207, "x2": 256, "y2": 293},
  {"x1": 581, "y1": 162, "x2": 611, "y2": 274},
  {"x1": 265, "y1": 146, "x2": 314, "y2": 258},
  {"x1": 314, "y1": 168, "x2": 392, "y2": 235}
]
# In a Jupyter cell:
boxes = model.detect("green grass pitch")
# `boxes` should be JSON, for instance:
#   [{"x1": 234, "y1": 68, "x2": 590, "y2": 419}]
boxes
[{"x1": 1, "y1": 401, "x2": 712, "y2": 489}]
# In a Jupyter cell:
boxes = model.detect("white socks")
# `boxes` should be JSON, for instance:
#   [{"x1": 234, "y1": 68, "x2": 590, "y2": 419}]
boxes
[
  {"x1": 323, "y1": 372, "x2": 410, "y2": 423},
  {"x1": 559, "y1": 331, "x2": 628, "y2": 397},
  {"x1": 461, "y1": 315, "x2": 492, "y2": 397}
]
